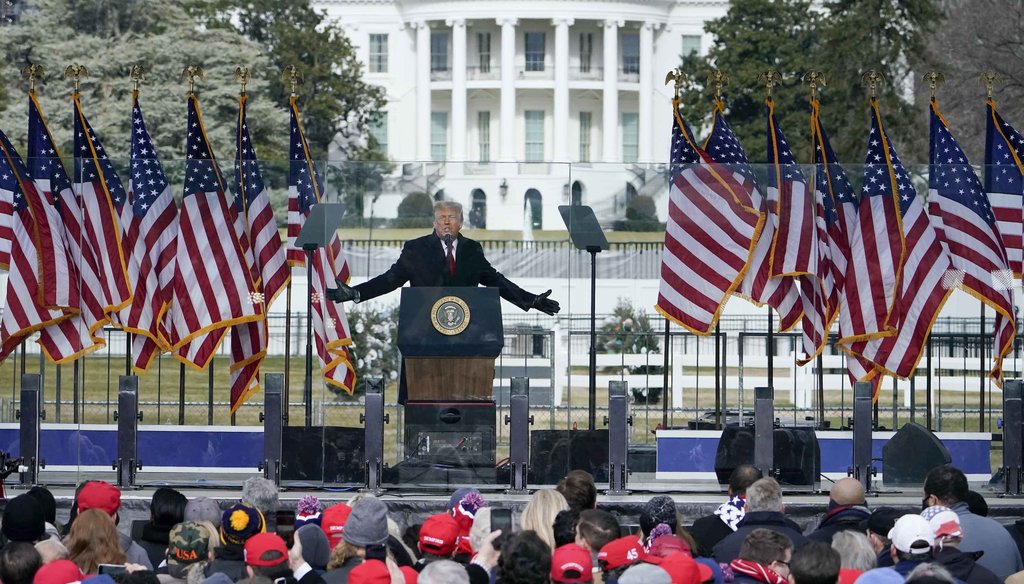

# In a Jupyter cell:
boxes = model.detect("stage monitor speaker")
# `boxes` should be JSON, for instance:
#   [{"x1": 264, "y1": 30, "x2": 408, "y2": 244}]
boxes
[
  {"x1": 404, "y1": 402, "x2": 496, "y2": 467},
  {"x1": 714, "y1": 425, "x2": 820, "y2": 486},
  {"x1": 529, "y1": 429, "x2": 609, "y2": 484},
  {"x1": 281, "y1": 426, "x2": 364, "y2": 484},
  {"x1": 882, "y1": 422, "x2": 951, "y2": 486}
]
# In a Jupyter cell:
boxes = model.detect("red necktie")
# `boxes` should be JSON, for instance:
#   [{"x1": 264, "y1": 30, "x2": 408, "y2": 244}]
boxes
[{"x1": 446, "y1": 241, "x2": 456, "y2": 277}]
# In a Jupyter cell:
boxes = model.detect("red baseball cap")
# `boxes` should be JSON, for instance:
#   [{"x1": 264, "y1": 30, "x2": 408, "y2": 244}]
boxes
[
  {"x1": 244, "y1": 533, "x2": 288, "y2": 567},
  {"x1": 348, "y1": 559, "x2": 390, "y2": 584},
  {"x1": 33, "y1": 560, "x2": 84, "y2": 584},
  {"x1": 320, "y1": 503, "x2": 352, "y2": 549},
  {"x1": 646, "y1": 552, "x2": 713, "y2": 584},
  {"x1": 418, "y1": 513, "x2": 460, "y2": 556},
  {"x1": 400, "y1": 566, "x2": 419, "y2": 584},
  {"x1": 550, "y1": 543, "x2": 593, "y2": 583},
  {"x1": 597, "y1": 536, "x2": 643, "y2": 571},
  {"x1": 77, "y1": 481, "x2": 121, "y2": 516}
]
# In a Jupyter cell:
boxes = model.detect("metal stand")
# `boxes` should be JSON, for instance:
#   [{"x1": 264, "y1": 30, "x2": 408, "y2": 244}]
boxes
[
  {"x1": 606, "y1": 380, "x2": 631, "y2": 494},
  {"x1": 17, "y1": 374, "x2": 43, "y2": 486},
  {"x1": 753, "y1": 386, "x2": 775, "y2": 477},
  {"x1": 850, "y1": 381, "x2": 877, "y2": 493},
  {"x1": 505, "y1": 377, "x2": 532, "y2": 493},
  {"x1": 114, "y1": 375, "x2": 142, "y2": 488},
  {"x1": 361, "y1": 378, "x2": 387, "y2": 493},
  {"x1": 261, "y1": 373, "x2": 285, "y2": 485},
  {"x1": 1004, "y1": 379, "x2": 1022, "y2": 496}
]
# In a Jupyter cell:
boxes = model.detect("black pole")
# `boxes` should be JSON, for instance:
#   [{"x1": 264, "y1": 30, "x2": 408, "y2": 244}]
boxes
[
  {"x1": 979, "y1": 303, "x2": 986, "y2": 432},
  {"x1": 816, "y1": 352, "x2": 825, "y2": 426},
  {"x1": 125, "y1": 332, "x2": 132, "y2": 376},
  {"x1": 767, "y1": 308, "x2": 774, "y2": 390},
  {"x1": 284, "y1": 281, "x2": 292, "y2": 425},
  {"x1": 587, "y1": 246, "x2": 598, "y2": 431},
  {"x1": 662, "y1": 318, "x2": 670, "y2": 428},
  {"x1": 715, "y1": 323, "x2": 721, "y2": 429},
  {"x1": 73, "y1": 359, "x2": 80, "y2": 424},
  {"x1": 305, "y1": 247, "x2": 315, "y2": 428},
  {"x1": 208, "y1": 358, "x2": 215, "y2": 425},
  {"x1": 926, "y1": 336, "x2": 933, "y2": 430},
  {"x1": 55, "y1": 364, "x2": 61, "y2": 422}
]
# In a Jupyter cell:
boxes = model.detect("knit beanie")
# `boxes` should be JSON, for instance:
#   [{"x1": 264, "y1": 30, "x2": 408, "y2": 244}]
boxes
[
  {"x1": 296, "y1": 524, "x2": 331, "y2": 570},
  {"x1": 342, "y1": 498, "x2": 389, "y2": 547},
  {"x1": 26, "y1": 487, "x2": 57, "y2": 526},
  {"x1": 220, "y1": 503, "x2": 265, "y2": 546},
  {"x1": 294, "y1": 495, "x2": 322, "y2": 529},
  {"x1": 2, "y1": 494, "x2": 45, "y2": 543},
  {"x1": 639, "y1": 496, "x2": 677, "y2": 535},
  {"x1": 185, "y1": 497, "x2": 223, "y2": 528}
]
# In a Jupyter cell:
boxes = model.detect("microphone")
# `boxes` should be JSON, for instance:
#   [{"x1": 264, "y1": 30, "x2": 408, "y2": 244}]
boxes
[{"x1": 443, "y1": 233, "x2": 453, "y2": 245}]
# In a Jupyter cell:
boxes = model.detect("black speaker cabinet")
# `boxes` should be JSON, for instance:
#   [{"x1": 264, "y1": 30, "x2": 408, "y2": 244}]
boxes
[
  {"x1": 714, "y1": 425, "x2": 820, "y2": 486},
  {"x1": 529, "y1": 429, "x2": 610, "y2": 484},
  {"x1": 281, "y1": 426, "x2": 364, "y2": 484},
  {"x1": 882, "y1": 422, "x2": 951, "y2": 486},
  {"x1": 404, "y1": 401, "x2": 497, "y2": 467}
]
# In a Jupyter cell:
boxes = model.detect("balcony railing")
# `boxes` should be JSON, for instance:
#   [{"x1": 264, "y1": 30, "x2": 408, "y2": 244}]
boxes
[
  {"x1": 467, "y1": 66, "x2": 500, "y2": 80},
  {"x1": 430, "y1": 68, "x2": 452, "y2": 81},
  {"x1": 618, "y1": 67, "x2": 640, "y2": 83},
  {"x1": 571, "y1": 65, "x2": 603, "y2": 81},
  {"x1": 517, "y1": 66, "x2": 554, "y2": 80}
]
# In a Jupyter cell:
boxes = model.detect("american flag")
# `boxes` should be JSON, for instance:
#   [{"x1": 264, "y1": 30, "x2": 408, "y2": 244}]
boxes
[
  {"x1": 29, "y1": 95, "x2": 109, "y2": 362},
  {"x1": 841, "y1": 100, "x2": 905, "y2": 344},
  {"x1": 0, "y1": 130, "x2": 72, "y2": 361},
  {"x1": 765, "y1": 100, "x2": 824, "y2": 364},
  {"x1": 984, "y1": 99, "x2": 1024, "y2": 279},
  {"x1": 928, "y1": 100, "x2": 1015, "y2": 385},
  {"x1": 289, "y1": 95, "x2": 355, "y2": 393},
  {"x1": 655, "y1": 100, "x2": 762, "y2": 334},
  {"x1": 72, "y1": 95, "x2": 132, "y2": 315},
  {"x1": 118, "y1": 94, "x2": 178, "y2": 372},
  {"x1": 228, "y1": 95, "x2": 291, "y2": 413},
  {"x1": 169, "y1": 95, "x2": 263, "y2": 369},
  {"x1": 850, "y1": 102, "x2": 953, "y2": 381},
  {"x1": 707, "y1": 102, "x2": 802, "y2": 332}
]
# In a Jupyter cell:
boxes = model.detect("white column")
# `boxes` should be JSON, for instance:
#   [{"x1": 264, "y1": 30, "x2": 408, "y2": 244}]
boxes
[
  {"x1": 638, "y1": 21, "x2": 655, "y2": 163},
  {"x1": 449, "y1": 18, "x2": 467, "y2": 162},
  {"x1": 552, "y1": 18, "x2": 573, "y2": 162},
  {"x1": 498, "y1": 17, "x2": 518, "y2": 161},
  {"x1": 602, "y1": 19, "x2": 622, "y2": 163},
  {"x1": 415, "y1": 21, "x2": 432, "y2": 160}
]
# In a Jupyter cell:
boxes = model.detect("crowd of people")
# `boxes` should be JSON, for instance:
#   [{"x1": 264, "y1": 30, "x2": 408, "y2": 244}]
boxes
[{"x1": 1, "y1": 464, "x2": 1023, "y2": 584}]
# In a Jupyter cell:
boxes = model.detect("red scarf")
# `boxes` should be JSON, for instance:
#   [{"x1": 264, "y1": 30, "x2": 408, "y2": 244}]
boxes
[{"x1": 729, "y1": 559, "x2": 788, "y2": 584}]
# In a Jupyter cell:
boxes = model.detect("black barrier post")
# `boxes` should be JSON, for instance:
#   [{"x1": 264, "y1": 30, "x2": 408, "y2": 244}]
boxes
[
  {"x1": 114, "y1": 375, "x2": 142, "y2": 488},
  {"x1": 361, "y1": 378, "x2": 387, "y2": 493},
  {"x1": 1004, "y1": 379, "x2": 1022, "y2": 495},
  {"x1": 754, "y1": 386, "x2": 774, "y2": 477},
  {"x1": 850, "y1": 381, "x2": 876, "y2": 493},
  {"x1": 18, "y1": 374, "x2": 42, "y2": 485},
  {"x1": 261, "y1": 373, "x2": 285, "y2": 485},
  {"x1": 505, "y1": 377, "x2": 532, "y2": 493},
  {"x1": 606, "y1": 380, "x2": 631, "y2": 494}
]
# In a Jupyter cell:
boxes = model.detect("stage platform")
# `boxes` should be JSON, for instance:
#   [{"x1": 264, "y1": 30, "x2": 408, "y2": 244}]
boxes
[{"x1": 11, "y1": 475, "x2": 1024, "y2": 534}]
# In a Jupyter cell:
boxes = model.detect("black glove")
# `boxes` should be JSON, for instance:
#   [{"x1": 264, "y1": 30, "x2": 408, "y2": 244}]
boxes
[
  {"x1": 325, "y1": 279, "x2": 359, "y2": 303},
  {"x1": 531, "y1": 289, "x2": 560, "y2": 315}
]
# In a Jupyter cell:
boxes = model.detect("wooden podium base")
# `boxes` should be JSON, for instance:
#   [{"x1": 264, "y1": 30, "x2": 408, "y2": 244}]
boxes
[{"x1": 404, "y1": 356, "x2": 495, "y2": 401}]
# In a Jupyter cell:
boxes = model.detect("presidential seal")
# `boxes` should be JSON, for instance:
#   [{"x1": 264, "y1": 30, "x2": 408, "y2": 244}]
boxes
[{"x1": 431, "y1": 295, "x2": 471, "y2": 336}]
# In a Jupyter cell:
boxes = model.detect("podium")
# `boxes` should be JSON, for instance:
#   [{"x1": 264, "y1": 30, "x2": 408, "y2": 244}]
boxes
[{"x1": 398, "y1": 287, "x2": 504, "y2": 401}]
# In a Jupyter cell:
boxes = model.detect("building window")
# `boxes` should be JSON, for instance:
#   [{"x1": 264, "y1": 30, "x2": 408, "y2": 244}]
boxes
[
  {"x1": 681, "y1": 34, "x2": 701, "y2": 57},
  {"x1": 431, "y1": 32, "x2": 449, "y2": 72},
  {"x1": 622, "y1": 33, "x2": 639, "y2": 74},
  {"x1": 524, "y1": 110, "x2": 544, "y2": 162},
  {"x1": 579, "y1": 111, "x2": 592, "y2": 163},
  {"x1": 478, "y1": 32, "x2": 491, "y2": 73},
  {"x1": 478, "y1": 111, "x2": 491, "y2": 163},
  {"x1": 369, "y1": 112, "x2": 388, "y2": 155},
  {"x1": 525, "y1": 32, "x2": 545, "y2": 72},
  {"x1": 431, "y1": 111, "x2": 448, "y2": 161},
  {"x1": 579, "y1": 32, "x2": 593, "y2": 73},
  {"x1": 369, "y1": 33, "x2": 388, "y2": 73},
  {"x1": 622, "y1": 113, "x2": 639, "y2": 163}
]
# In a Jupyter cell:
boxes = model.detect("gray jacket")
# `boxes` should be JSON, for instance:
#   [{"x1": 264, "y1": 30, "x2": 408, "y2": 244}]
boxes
[
  {"x1": 119, "y1": 531, "x2": 155, "y2": 570},
  {"x1": 951, "y1": 502, "x2": 1023, "y2": 580}
]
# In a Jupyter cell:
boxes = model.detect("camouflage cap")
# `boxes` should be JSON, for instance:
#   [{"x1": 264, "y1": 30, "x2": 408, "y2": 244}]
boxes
[{"x1": 168, "y1": 521, "x2": 212, "y2": 565}]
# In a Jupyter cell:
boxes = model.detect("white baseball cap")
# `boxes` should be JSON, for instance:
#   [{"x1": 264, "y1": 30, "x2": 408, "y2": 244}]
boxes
[{"x1": 888, "y1": 514, "x2": 935, "y2": 553}]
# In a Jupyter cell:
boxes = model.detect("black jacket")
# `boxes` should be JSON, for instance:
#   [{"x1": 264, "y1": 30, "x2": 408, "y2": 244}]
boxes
[
  {"x1": 932, "y1": 547, "x2": 1001, "y2": 584},
  {"x1": 807, "y1": 506, "x2": 871, "y2": 544},
  {"x1": 138, "y1": 522, "x2": 174, "y2": 571},
  {"x1": 205, "y1": 544, "x2": 247, "y2": 582},
  {"x1": 354, "y1": 233, "x2": 538, "y2": 310},
  {"x1": 690, "y1": 513, "x2": 736, "y2": 558},
  {"x1": 712, "y1": 511, "x2": 808, "y2": 563}
]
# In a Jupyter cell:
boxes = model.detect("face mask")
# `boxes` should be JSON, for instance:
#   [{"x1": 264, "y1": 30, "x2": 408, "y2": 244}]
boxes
[{"x1": 921, "y1": 497, "x2": 930, "y2": 511}]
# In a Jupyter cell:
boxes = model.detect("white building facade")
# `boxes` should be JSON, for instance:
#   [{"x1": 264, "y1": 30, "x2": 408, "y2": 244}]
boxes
[{"x1": 317, "y1": 0, "x2": 728, "y2": 230}]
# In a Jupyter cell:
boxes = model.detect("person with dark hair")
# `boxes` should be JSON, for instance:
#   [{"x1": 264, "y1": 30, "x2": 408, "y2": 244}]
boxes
[
  {"x1": 0, "y1": 541, "x2": 42, "y2": 584},
  {"x1": 557, "y1": 470, "x2": 597, "y2": 512},
  {"x1": 576, "y1": 509, "x2": 620, "y2": 560},
  {"x1": 2, "y1": 493, "x2": 48, "y2": 545},
  {"x1": 729, "y1": 528, "x2": 793, "y2": 584},
  {"x1": 789, "y1": 542, "x2": 840, "y2": 584},
  {"x1": 920, "y1": 507, "x2": 1000, "y2": 584},
  {"x1": 25, "y1": 486, "x2": 60, "y2": 538},
  {"x1": 923, "y1": 465, "x2": 1022, "y2": 579},
  {"x1": 689, "y1": 464, "x2": 763, "y2": 557},
  {"x1": 496, "y1": 531, "x2": 551, "y2": 584},
  {"x1": 640, "y1": 496, "x2": 678, "y2": 539},
  {"x1": 138, "y1": 487, "x2": 189, "y2": 570},
  {"x1": 553, "y1": 509, "x2": 581, "y2": 549},
  {"x1": 860, "y1": 507, "x2": 901, "y2": 569},
  {"x1": 963, "y1": 492, "x2": 987, "y2": 518},
  {"x1": 808, "y1": 479, "x2": 870, "y2": 544},
  {"x1": 713, "y1": 478, "x2": 807, "y2": 564}
]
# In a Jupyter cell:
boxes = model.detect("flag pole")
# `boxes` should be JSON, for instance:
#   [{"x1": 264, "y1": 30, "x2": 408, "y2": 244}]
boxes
[
  {"x1": 760, "y1": 70, "x2": 781, "y2": 392},
  {"x1": 661, "y1": 69, "x2": 685, "y2": 429},
  {"x1": 282, "y1": 67, "x2": 302, "y2": 424}
]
